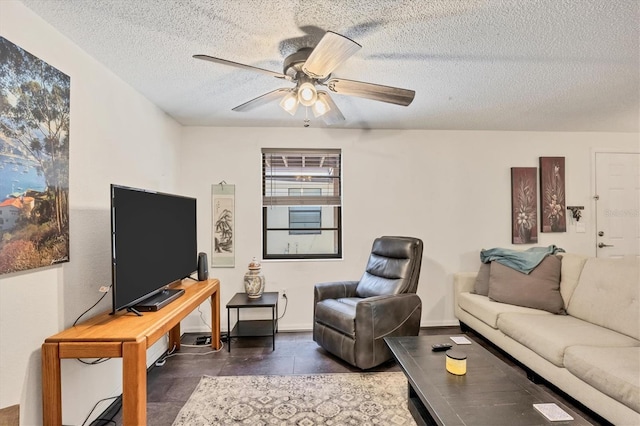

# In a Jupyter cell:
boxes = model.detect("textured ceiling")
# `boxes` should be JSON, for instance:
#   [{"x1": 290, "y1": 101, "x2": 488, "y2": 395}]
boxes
[{"x1": 20, "y1": 0, "x2": 640, "y2": 132}]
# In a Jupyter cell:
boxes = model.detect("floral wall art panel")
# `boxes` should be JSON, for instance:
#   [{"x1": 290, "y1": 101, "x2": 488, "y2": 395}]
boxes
[
  {"x1": 0, "y1": 37, "x2": 70, "y2": 275},
  {"x1": 511, "y1": 167, "x2": 538, "y2": 244},
  {"x1": 540, "y1": 157, "x2": 566, "y2": 232},
  {"x1": 211, "y1": 183, "x2": 234, "y2": 267}
]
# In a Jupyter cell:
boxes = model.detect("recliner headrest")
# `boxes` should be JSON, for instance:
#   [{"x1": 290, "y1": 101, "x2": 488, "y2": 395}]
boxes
[{"x1": 356, "y1": 236, "x2": 423, "y2": 298}]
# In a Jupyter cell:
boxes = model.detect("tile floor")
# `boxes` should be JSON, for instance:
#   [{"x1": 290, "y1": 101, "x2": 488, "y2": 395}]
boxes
[{"x1": 102, "y1": 327, "x2": 607, "y2": 425}]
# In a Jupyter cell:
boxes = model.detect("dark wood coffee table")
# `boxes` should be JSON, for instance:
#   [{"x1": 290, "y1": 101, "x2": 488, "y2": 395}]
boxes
[{"x1": 385, "y1": 336, "x2": 592, "y2": 426}]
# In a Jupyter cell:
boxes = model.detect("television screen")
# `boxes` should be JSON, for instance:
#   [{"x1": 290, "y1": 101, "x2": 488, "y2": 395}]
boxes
[{"x1": 111, "y1": 185, "x2": 197, "y2": 313}]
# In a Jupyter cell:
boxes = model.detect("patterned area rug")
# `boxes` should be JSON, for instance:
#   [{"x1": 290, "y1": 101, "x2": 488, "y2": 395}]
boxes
[{"x1": 172, "y1": 372, "x2": 417, "y2": 425}]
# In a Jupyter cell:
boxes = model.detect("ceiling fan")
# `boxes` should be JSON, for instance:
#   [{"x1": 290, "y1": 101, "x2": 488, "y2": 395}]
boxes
[{"x1": 193, "y1": 31, "x2": 415, "y2": 126}]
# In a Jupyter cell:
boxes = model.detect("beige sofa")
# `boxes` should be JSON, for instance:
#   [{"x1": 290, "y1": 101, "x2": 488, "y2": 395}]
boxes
[{"x1": 454, "y1": 253, "x2": 639, "y2": 425}]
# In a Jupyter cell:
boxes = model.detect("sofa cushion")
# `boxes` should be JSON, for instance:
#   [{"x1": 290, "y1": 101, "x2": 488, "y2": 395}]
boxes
[
  {"x1": 488, "y1": 255, "x2": 565, "y2": 314},
  {"x1": 458, "y1": 292, "x2": 551, "y2": 329},
  {"x1": 557, "y1": 253, "x2": 588, "y2": 309},
  {"x1": 472, "y1": 262, "x2": 491, "y2": 296},
  {"x1": 564, "y1": 346, "x2": 640, "y2": 413},
  {"x1": 497, "y1": 313, "x2": 639, "y2": 367},
  {"x1": 567, "y1": 257, "x2": 640, "y2": 340}
]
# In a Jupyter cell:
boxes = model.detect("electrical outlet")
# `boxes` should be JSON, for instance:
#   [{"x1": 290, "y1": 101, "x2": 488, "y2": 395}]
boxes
[{"x1": 281, "y1": 288, "x2": 287, "y2": 298}]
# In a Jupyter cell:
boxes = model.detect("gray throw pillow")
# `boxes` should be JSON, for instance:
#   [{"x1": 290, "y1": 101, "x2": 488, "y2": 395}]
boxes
[
  {"x1": 488, "y1": 255, "x2": 565, "y2": 314},
  {"x1": 472, "y1": 262, "x2": 491, "y2": 296}
]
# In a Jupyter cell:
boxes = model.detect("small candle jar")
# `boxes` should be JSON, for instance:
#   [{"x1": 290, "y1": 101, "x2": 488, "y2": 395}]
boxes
[{"x1": 445, "y1": 350, "x2": 467, "y2": 375}]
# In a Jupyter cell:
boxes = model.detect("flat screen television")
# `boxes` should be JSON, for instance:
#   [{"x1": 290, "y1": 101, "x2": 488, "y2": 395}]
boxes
[{"x1": 110, "y1": 184, "x2": 197, "y2": 314}]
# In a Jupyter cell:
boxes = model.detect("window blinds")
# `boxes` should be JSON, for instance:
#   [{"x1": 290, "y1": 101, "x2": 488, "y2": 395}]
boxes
[{"x1": 262, "y1": 148, "x2": 341, "y2": 207}]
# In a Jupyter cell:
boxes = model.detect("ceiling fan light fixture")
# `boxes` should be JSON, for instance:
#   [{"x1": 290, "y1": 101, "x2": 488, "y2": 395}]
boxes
[
  {"x1": 312, "y1": 96, "x2": 331, "y2": 118},
  {"x1": 298, "y1": 82, "x2": 317, "y2": 106},
  {"x1": 279, "y1": 91, "x2": 299, "y2": 115}
]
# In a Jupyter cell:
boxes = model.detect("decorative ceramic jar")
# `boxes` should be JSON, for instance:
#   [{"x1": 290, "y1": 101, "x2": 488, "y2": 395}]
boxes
[{"x1": 244, "y1": 257, "x2": 265, "y2": 298}]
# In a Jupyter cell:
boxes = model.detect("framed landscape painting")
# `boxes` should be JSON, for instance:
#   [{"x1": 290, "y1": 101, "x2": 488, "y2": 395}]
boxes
[
  {"x1": 511, "y1": 167, "x2": 538, "y2": 244},
  {"x1": 540, "y1": 157, "x2": 566, "y2": 232},
  {"x1": 0, "y1": 37, "x2": 70, "y2": 275}
]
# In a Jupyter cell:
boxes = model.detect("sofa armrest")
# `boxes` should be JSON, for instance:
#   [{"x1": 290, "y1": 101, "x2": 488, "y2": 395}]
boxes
[
  {"x1": 453, "y1": 272, "x2": 477, "y2": 321},
  {"x1": 454, "y1": 272, "x2": 477, "y2": 295},
  {"x1": 314, "y1": 281, "x2": 359, "y2": 303}
]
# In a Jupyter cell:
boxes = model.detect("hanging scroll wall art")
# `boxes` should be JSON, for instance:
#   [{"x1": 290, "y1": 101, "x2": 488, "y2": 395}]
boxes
[{"x1": 211, "y1": 182, "x2": 235, "y2": 267}]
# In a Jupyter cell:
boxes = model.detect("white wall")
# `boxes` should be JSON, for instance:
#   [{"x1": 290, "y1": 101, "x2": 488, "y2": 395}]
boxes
[
  {"x1": 177, "y1": 127, "x2": 639, "y2": 334},
  {"x1": 1, "y1": 2, "x2": 639, "y2": 424},
  {"x1": 0, "y1": 2, "x2": 182, "y2": 425}
]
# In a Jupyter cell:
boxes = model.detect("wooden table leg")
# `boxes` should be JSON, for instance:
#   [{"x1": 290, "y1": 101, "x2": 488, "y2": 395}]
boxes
[
  {"x1": 169, "y1": 323, "x2": 181, "y2": 351},
  {"x1": 122, "y1": 340, "x2": 146, "y2": 425},
  {"x1": 211, "y1": 288, "x2": 221, "y2": 350},
  {"x1": 42, "y1": 343, "x2": 62, "y2": 426}
]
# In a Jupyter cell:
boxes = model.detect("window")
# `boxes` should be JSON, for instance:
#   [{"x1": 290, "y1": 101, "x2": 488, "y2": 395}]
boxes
[
  {"x1": 288, "y1": 188, "x2": 321, "y2": 235},
  {"x1": 262, "y1": 148, "x2": 342, "y2": 259}
]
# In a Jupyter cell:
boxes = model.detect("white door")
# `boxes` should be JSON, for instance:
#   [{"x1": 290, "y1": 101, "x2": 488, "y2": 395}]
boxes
[{"x1": 594, "y1": 152, "x2": 640, "y2": 258}]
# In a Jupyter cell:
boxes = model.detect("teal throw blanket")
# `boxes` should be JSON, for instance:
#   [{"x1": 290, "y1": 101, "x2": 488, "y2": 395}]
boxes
[{"x1": 480, "y1": 245, "x2": 565, "y2": 274}]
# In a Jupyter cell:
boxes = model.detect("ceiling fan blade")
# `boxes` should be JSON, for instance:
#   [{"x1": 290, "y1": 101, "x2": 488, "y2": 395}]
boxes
[
  {"x1": 324, "y1": 78, "x2": 415, "y2": 106},
  {"x1": 317, "y1": 91, "x2": 345, "y2": 125},
  {"x1": 193, "y1": 54, "x2": 291, "y2": 81},
  {"x1": 232, "y1": 88, "x2": 291, "y2": 112},
  {"x1": 302, "y1": 31, "x2": 361, "y2": 80}
]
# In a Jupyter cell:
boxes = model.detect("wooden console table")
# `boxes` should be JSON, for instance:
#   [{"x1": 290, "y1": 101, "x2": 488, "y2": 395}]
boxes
[{"x1": 42, "y1": 278, "x2": 220, "y2": 426}]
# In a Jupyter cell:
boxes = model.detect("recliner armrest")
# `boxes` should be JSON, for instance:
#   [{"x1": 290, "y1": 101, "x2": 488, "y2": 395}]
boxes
[
  {"x1": 314, "y1": 281, "x2": 359, "y2": 303},
  {"x1": 355, "y1": 293, "x2": 422, "y2": 338}
]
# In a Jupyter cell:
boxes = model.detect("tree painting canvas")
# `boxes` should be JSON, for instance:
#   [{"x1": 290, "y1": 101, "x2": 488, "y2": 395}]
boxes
[
  {"x1": 511, "y1": 167, "x2": 538, "y2": 244},
  {"x1": 211, "y1": 183, "x2": 234, "y2": 267},
  {"x1": 0, "y1": 37, "x2": 70, "y2": 274},
  {"x1": 540, "y1": 157, "x2": 566, "y2": 232}
]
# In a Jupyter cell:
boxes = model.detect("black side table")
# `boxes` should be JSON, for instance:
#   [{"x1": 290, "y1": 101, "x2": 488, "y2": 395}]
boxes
[{"x1": 226, "y1": 292, "x2": 278, "y2": 352}]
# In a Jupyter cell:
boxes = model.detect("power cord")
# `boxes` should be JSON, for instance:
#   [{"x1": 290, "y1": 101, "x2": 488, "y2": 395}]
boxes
[
  {"x1": 76, "y1": 358, "x2": 110, "y2": 365},
  {"x1": 154, "y1": 343, "x2": 177, "y2": 367},
  {"x1": 74, "y1": 285, "x2": 113, "y2": 365},
  {"x1": 154, "y1": 340, "x2": 225, "y2": 367},
  {"x1": 198, "y1": 304, "x2": 211, "y2": 330},
  {"x1": 161, "y1": 342, "x2": 225, "y2": 359},
  {"x1": 73, "y1": 285, "x2": 112, "y2": 326},
  {"x1": 80, "y1": 396, "x2": 118, "y2": 426},
  {"x1": 278, "y1": 293, "x2": 288, "y2": 320},
  {"x1": 155, "y1": 298, "x2": 226, "y2": 367}
]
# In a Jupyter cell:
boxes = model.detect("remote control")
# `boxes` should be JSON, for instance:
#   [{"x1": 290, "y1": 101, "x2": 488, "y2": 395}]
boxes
[{"x1": 431, "y1": 343, "x2": 452, "y2": 352}]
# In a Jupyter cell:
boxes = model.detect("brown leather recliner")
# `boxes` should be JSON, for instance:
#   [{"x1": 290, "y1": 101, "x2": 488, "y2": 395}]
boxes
[{"x1": 313, "y1": 236, "x2": 423, "y2": 369}]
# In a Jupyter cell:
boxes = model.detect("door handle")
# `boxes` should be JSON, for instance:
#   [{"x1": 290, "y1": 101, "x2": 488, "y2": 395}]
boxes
[{"x1": 598, "y1": 243, "x2": 614, "y2": 248}]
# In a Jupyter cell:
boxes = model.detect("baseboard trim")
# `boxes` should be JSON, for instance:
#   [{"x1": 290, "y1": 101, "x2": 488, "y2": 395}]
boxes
[
  {"x1": 183, "y1": 320, "x2": 461, "y2": 334},
  {"x1": 421, "y1": 319, "x2": 460, "y2": 327}
]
